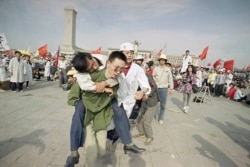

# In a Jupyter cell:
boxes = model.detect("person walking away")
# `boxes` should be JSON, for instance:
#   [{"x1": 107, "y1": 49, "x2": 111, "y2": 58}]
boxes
[
  {"x1": 8, "y1": 51, "x2": 26, "y2": 92},
  {"x1": 153, "y1": 54, "x2": 174, "y2": 124},
  {"x1": 181, "y1": 65, "x2": 197, "y2": 113}
]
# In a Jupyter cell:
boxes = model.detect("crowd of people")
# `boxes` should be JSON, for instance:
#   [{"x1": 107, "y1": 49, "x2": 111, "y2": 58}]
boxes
[
  {"x1": 1, "y1": 45, "x2": 249, "y2": 167},
  {"x1": 61, "y1": 43, "x2": 248, "y2": 167}
]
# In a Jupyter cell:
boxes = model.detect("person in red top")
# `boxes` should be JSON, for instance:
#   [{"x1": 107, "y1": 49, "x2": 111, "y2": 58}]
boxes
[
  {"x1": 227, "y1": 84, "x2": 236, "y2": 99},
  {"x1": 145, "y1": 61, "x2": 154, "y2": 75}
]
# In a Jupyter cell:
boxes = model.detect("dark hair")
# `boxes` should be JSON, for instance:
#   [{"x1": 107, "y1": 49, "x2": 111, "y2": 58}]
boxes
[
  {"x1": 71, "y1": 52, "x2": 93, "y2": 73},
  {"x1": 109, "y1": 51, "x2": 127, "y2": 63},
  {"x1": 147, "y1": 60, "x2": 154, "y2": 67},
  {"x1": 186, "y1": 64, "x2": 196, "y2": 74}
]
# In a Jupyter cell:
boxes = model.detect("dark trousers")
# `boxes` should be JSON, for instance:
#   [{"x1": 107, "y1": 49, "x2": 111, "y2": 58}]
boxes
[
  {"x1": 111, "y1": 102, "x2": 132, "y2": 145},
  {"x1": 11, "y1": 82, "x2": 24, "y2": 91},
  {"x1": 59, "y1": 68, "x2": 67, "y2": 86},
  {"x1": 69, "y1": 100, "x2": 132, "y2": 151},
  {"x1": 70, "y1": 99, "x2": 85, "y2": 151},
  {"x1": 215, "y1": 84, "x2": 224, "y2": 96}
]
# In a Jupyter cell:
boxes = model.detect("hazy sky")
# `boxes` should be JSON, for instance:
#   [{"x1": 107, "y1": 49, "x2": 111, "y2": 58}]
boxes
[{"x1": 0, "y1": 0, "x2": 249, "y2": 67}]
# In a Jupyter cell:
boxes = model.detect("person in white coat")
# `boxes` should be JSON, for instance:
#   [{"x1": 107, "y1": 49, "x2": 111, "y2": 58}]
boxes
[
  {"x1": 8, "y1": 51, "x2": 26, "y2": 92},
  {"x1": 117, "y1": 42, "x2": 151, "y2": 118},
  {"x1": 44, "y1": 59, "x2": 51, "y2": 81},
  {"x1": 181, "y1": 50, "x2": 192, "y2": 73},
  {"x1": 0, "y1": 52, "x2": 6, "y2": 81},
  {"x1": 23, "y1": 55, "x2": 33, "y2": 88},
  {"x1": 196, "y1": 66, "x2": 203, "y2": 88}
]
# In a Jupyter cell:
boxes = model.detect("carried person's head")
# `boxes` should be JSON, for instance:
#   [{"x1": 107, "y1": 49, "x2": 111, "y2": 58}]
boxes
[{"x1": 71, "y1": 52, "x2": 99, "y2": 73}]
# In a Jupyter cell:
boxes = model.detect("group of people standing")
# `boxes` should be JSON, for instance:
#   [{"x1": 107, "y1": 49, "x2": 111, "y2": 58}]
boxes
[{"x1": 4, "y1": 50, "x2": 33, "y2": 92}]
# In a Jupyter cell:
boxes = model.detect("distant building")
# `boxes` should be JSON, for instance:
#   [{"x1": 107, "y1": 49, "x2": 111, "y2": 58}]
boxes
[{"x1": 61, "y1": 7, "x2": 199, "y2": 66}]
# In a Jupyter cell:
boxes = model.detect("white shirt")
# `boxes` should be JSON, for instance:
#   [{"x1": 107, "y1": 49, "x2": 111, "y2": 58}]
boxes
[
  {"x1": 181, "y1": 55, "x2": 192, "y2": 73},
  {"x1": 117, "y1": 63, "x2": 151, "y2": 117},
  {"x1": 75, "y1": 54, "x2": 107, "y2": 91},
  {"x1": 58, "y1": 60, "x2": 67, "y2": 69}
]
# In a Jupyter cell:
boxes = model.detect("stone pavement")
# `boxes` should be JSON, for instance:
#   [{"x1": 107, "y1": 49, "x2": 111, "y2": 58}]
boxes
[{"x1": 0, "y1": 81, "x2": 249, "y2": 167}]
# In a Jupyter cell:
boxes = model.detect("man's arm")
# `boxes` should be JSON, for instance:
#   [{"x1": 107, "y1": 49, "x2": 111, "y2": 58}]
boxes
[{"x1": 67, "y1": 83, "x2": 81, "y2": 106}]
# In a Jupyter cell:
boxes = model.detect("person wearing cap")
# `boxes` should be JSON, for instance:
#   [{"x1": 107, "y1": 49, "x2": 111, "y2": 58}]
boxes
[
  {"x1": 117, "y1": 42, "x2": 151, "y2": 119},
  {"x1": 153, "y1": 54, "x2": 174, "y2": 124},
  {"x1": 181, "y1": 50, "x2": 192, "y2": 73},
  {"x1": 63, "y1": 68, "x2": 76, "y2": 91},
  {"x1": 8, "y1": 51, "x2": 27, "y2": 92},
  {"x1": 214, "y1": 69, "x2": 226, "y2": 97},
  {"x1": 133, "y1": 54, "x2": 144, "y2": 66}
]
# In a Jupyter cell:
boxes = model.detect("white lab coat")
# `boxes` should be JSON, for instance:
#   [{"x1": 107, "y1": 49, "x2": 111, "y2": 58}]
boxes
[
  {"x1": 196, "y1": 70, "x2": 202, "y2": 87},
  {"x1": 8, "y1": 57, "x2": 26, "y2": 82},
  {"x1": 181, "y1": 55, "x2": 192, "y2": 73},
  {"x1": 117, "y1": 63, "x2": 151, "y2": 117},
  {"x1": 0, "y1": 58, "x2": 6, "y2": 81},
  {"x1": 24, "y1": 62, "x2": 33, "y2": 81},
  {"x1": 44, "y1": 61, "x2": 51, "y2": 77}
]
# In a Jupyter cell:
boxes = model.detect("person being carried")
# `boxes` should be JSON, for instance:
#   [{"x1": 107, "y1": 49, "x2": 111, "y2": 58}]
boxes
[{"x1": 65, "y1": 52, "x2": 146, "y2": 167}]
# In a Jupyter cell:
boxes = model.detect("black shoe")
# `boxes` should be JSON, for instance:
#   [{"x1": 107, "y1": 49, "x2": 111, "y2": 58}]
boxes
[
  {"x1": 64, "y1": 155, "x2": 79, "y2": 167},
  {"x1": 123, "y1": 144, "x2": 146, "y2": 154}
]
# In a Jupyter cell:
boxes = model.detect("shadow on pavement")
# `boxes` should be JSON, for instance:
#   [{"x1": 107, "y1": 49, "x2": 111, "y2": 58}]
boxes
[
  {"x1": 128, "y1": 153, "x2": 146, "y2": 167},
  {"x1": 234, "y1": 114, "x2": 250, "y2": 125},
  {"x1": 171, "y1": 97, "x2": 183, "y2": 110},
  {"x1": 193, "y1": 135, "x2": 238, "y2": 167},
  {"x1": 206, "y1": 117, "x2": 250, "y2": 159},
  {"x1": 0, "y1": 129, "x2": 48, "y2": 160}
]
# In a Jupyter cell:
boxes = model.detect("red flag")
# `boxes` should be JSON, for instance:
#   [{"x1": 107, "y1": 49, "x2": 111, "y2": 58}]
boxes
[
  {"x1": 91, "y1": 47, "x2": 101, "y2": 54},
  {"x1": 213, "y1": 59, "x2": 221, "y2": 69},
  {"x1": 38, "y1": 44, "x2": 48, "y2": 58},
  {"x1": 223, "y1": 60, "x2": 234, "y2": 71},
  {"x1": 54, "y1": 45, "x2": 60, "y2": 67},
  {"x1": 199, "y1": 46, "x2": 209, "y2": 60},
  {"x1": 157, "y1": 49, "x2": 162, "y2": 57}
]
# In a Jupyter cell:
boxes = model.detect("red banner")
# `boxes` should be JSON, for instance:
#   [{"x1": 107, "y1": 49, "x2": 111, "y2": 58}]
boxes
[
  {"x1": 199, "y1": 46, "x2": 209, "y2": 60},
  {"x1": 38, "y1": 44, "x2": 48, "y2": 58},
  {"x1": 223, "y1": 59, "x2": 234, "y2": 71},
  {"x1": 54, "y1": 45, "x2": 60, "y2": 67},
  {"x1": 213, "y1": 59, "x2": 221, "y2": 69}
]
